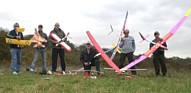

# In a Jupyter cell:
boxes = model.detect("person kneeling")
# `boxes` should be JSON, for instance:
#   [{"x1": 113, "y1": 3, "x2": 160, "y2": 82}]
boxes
[{"x1": 80, "y1": 41, "x2": 101, "y2": 77}]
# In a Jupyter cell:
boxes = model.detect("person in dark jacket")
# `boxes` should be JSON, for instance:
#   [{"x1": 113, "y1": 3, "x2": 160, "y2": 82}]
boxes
[
  {"x1": 49, "y1": 22, "x2": 67, "y2": 74},
  {"x1": 30, "y1": 25, "x2": 48, "y2": 75},
  {"x1": 80, "y1": 41, "x2": 101, "y2": 76},
  {"x1": 7, "y1": 23, "x2": 24, "y2": 74},
  {"x1": 150, "y1": 31, "x2": 167, "y2": 76}
]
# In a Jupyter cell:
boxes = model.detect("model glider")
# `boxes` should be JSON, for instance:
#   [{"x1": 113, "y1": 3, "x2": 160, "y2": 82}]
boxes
[
  {"x1": 94, "y1": 48, "x2": 114, "y2": 58},
  {"x1": 94, "y1": 44, "x2": 121, "y2": 58},
  {"x1": 138, "y1": 32, "x2": 152, "y2": 43},
  {"x1": 30, "y1": 29, "x2": 47, "y2": 48},
  {"x1": 86, "y1": 31, "x2": 121, "y2": 73},
  {"x1": 139, "y1": 32, "x2": 168, "y2": 50},
  {"x1": 108, "y1": 25, "x2": 120, "y2": 36},
  {"x1": 55, "y1": 32, "x2": 70, "y2": 46},
  {"x1": 110, "y1": 11, "x2": 128, "y2": 60},
  {"x1": 5, "y1": 38, "x2": 31, "y2": 46},
  {"x1": 5, "y1": 27, "x2": 30, "y2": 46},
  {"x1": 108, "y1": 25, "x2": 122, "y2": 38},
  {"x1": 94, "y1": 38, "x2": 121, "y2": 58},
  {"x1": 50, "y1": 32, "x2": 72, "y2": 52},
  {"x1": 121, "y1": 8, "x2": 191, "y2": 71},
  {"x1": 108, "y1": 25, "x2": 114, "y2": 35}
]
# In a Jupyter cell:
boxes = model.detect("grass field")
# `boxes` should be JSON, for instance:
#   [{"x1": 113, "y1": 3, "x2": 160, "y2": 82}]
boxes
[{"x1": 0, "y1": 67, "x2": 191, "y2": 93}]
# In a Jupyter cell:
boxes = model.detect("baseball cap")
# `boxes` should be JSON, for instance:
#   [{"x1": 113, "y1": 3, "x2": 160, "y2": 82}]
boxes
[{"x1": 86, "y1": 41, "x2": 91, "y2": 45}]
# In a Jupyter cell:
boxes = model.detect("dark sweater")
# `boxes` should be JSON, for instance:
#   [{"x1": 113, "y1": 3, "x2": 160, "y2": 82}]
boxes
[
  {"x1": 49, "y1": 28, "x2": 66, "y2": 48},
  {"x1": 150, "y1": 38, "x2": 167, "y2": 55},
  {"x1": 7, "y1": 29, "x2": 24, "y2": 49},
  {"x1": 80, "y1": 47, "x2": 99, "y2": 63}
]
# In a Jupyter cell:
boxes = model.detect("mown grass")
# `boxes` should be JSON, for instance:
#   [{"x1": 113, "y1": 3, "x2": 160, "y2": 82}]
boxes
[{"x1": 0, "y1": 67, "x2": 191, "y2": 93}]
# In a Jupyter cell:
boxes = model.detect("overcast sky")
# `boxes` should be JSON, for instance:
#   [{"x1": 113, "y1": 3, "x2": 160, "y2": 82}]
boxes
[{"x1": 0, "y1": 0, "x2": 191, "y2": 58}]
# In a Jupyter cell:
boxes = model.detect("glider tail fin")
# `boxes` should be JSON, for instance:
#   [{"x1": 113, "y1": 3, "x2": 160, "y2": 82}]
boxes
[
  {"x1": 139, "y1": 32, "x2": 146, "y2": 40},
  {"x1": 108, "y1": 25, "x2": 114, "y2": 35}
]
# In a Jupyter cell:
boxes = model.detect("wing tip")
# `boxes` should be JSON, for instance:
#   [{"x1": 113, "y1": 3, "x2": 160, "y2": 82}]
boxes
[{"x1": 185, "y1": 8, "x2": 191, "y2": 16}]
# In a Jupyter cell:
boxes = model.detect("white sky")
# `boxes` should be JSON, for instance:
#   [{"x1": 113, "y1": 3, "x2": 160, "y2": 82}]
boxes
[{"x1": 0, "y1": 0, "x2": 191, "y2": 58}]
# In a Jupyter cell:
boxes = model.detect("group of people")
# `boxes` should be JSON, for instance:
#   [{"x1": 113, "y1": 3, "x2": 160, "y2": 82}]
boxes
[
  {"x1": 117, "y1": 29, "x2": 167, "y2": 76},
  {"x1": 7, "y1": 22, "x2": 68, "y2": 75},
  {"x1": 7, "y1": 22, "x2": 168, "y2": 76}
]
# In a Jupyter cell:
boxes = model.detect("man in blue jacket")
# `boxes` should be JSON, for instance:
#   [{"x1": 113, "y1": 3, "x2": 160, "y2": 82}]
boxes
[{"x1": 7, "y1": 23, "x2": 24, "y2": 74}]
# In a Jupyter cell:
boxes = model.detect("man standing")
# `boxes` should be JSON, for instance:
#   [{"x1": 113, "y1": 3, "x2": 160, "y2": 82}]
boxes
[
  {"x1": 49, "y1": 22, "x2": 67, "y2": 74},
  {"x1": 30, "y1": 25, "x2": 48, "y2": 75},
  {"x1": 7, "y1": 23, "x2": 24, "y2": 74},
  {"x1": 80, "y1": 41, "x2": 101, "y2": 77},
  {"x1": 118, "y1": 29, "x2": 136, "y2": 75},
  {"x1": 150, "y1": 31, "x2": 167, "y2": 76}
]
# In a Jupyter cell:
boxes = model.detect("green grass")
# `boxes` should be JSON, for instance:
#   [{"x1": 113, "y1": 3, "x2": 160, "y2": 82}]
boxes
[{"x1": 0, "y1": 68, "x2": 191, "y2": 93}]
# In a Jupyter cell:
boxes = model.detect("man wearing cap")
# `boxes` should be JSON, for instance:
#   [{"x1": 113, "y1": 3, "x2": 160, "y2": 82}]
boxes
[
  {"x1": 30, "y1": 25, "x2": 48, "y2": 75},
  {"x1": 80, "y1": 42, "x2": 101, "y2": 77},
  {"x1": 118, "y1": 29, "x2": 136, "y2": 75},
  {"x1": 150, "y1": 31, "x2": 167, "y2": 76},
  {"x1": 7, "y1": 23, "x2": 24, "y2": 74},
  {"x1": 49, "y1": 22, "x2": 67, "y2": 74}
]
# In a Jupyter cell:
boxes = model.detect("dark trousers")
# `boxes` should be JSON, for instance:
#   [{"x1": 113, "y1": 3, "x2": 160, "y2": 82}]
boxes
[
  {"x1": 153, "y1": 54, "x2": 167, "y2": 76},
  {"x1": 83, "y1": 60, "x2": 100, "y2": 76},
  {"x1": 52, "y1": 48, "x2": 65, "y2": 72},
  {"x1": 118, "y1": 52, "x2": 137, "y2": 75}
]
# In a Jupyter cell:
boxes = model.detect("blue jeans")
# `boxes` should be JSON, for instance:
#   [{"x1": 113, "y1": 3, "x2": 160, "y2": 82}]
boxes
[
  {"x1": 10, "y1": 48, "x2": 22, "y2": 73},
  {"x1": 30, "y1": 48, "x2": 46, "y2": 72}
]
